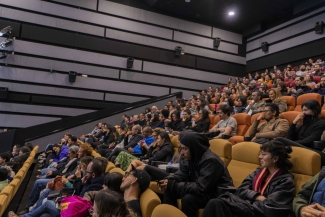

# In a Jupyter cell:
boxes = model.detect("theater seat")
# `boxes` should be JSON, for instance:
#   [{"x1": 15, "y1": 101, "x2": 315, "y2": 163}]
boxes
[
  {"x1": 289, "y1": 146, "x2": 321, "y2": 193},
  {"x1": 228, "y1": 113, "x2": 262, "y2": 145},
  {"x1": 152, "y1": 204, "x2": 186, "y2": 217},
  {"x1": 227, "y1": 142, "x2": 261, "y2": 187},
  {"x1": 91, "y1": 150, "x2": 101, "y2": 158},
  {"x1": 209, "y1": 139, "x2": 232, "y2": 166},
  {"x1": 214, "y1": 115, "x2": 220, "y2": 125},
  {"x1": 283, "y1": 96, "x2": 296, "y2": 111},
  {"x1": 0, "y1": 194, "x2": 8, "y2": 217},
  {"x1": 1, "y1": 185, "x2": 14, "y2": 203},
  {"x1": 210, "y1": 98, "x2": 216, "y2": 104},
  {"x1": 209, "y1": 104, "x2": 215, "y2": 113},
  {"x1": 279, "y1": 111, "x2": 301, "y2": 126},
  {"x1": 140, "y1": 188, "x2": 161, "y2": 217},
  {"x1": 109, "y1": 167, "x2": 125, "y2": 176},
  {"x1": 232, "y1": 113, "x2": 251, "y2": 137},
  {"x1": 208, "y1": 114, "x2": 216, "y2": 130},
  {"x1": 171, "y1": 135, "x2": 180, "y2": 155},
  {"x1": 294, "y1": 93, "x2": 321, "y2": 112},
  {"x1": 9, "y1": 178, "x2": 21, "y2": 195},
  {"x1": 105, "y1": 161, "x2": 115, "y2": 172}
]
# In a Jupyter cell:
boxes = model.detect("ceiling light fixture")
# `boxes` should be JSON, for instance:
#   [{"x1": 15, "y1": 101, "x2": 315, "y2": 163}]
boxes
[
  {"x1": 185, "y1": 0, "x2": 191, "y2": 2},
  {"x1": 228, "y1": 11, "x2": 235, "y2": 16}
]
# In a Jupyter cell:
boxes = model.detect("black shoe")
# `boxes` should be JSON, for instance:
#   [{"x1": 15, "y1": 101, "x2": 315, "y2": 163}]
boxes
[{"x1": 17, "y1": 208, "x2": 29, "y2": 215}]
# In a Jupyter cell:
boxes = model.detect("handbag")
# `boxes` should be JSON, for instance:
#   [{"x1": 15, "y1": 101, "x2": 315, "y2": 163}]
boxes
[
  {"x1": 60, "y1": 196, "x2": 93, "y2": 217},
  {"x1": 47, "y1": 175, "x2": 64, "y2": 190}
]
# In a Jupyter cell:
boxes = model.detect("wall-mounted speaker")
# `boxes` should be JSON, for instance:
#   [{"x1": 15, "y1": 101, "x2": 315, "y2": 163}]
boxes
[
  {"x1": 69, "y1": 71, "x2": 77, "y2": 82},
  {"x1": 261, "y1": 42, "x2": 268, "y2": 52},
  {"x1": 0, "y1": 87, "x2": 8, "y2": 99},
  {"x1": 214, "y1": 37, "x2": 221, "y2": 48},
  {"x1": 127, "y1": 57, "x2": 134, "y2": 68},
  {"x1": 315, "y1": 21, "x2": 324, "y2": 34}
]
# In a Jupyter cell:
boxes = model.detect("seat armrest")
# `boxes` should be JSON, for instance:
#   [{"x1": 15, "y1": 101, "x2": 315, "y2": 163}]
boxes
[
  {"x1": 151, "y1": 161, "x2": 168, "y2": 167},
  {"x1": 263, "y1": 204, "x2": 293, "y2": 217},
  {"x1": 313, "y1": 141, "x2": 325, "y2": 151},
  {"x1": 217, "y1": 186, "x2": 237, "y2": 195},
  {"x1": 47, "y1": 190, "x2": 61, "y2": 200},
  {"x1": 221, "y1": 134, "x2": 232, "y2": 139},
  {"x1": 244, "y1": 136, "x2": 253, "y2": 141}
]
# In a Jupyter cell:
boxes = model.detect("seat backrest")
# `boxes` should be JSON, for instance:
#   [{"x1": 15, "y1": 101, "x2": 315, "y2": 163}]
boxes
[
  {"x1": 294, "y1": 93, "x2": 321, "y2": 112},
  {"x1": 9, "y1": 178, "x2": 21, "y2": 195},
  {"x1": 306, "y1": 83, "x2": 315, "y2": 89},
  {"x1": 289, "y1": 146, "x2": 321, "y2": 193},
  {"x1": 227, "y1": 142, "x2": 261, "y2": 187},
  {"x1": 140, "y1": 188, "x2": 161, "y2": 217},
  {"x1": 91, "y1": 150, "x2": 101, "y2": 158},
  {"x1": 232, "y1": 113, "x2": 251, "y2": 136},
  {"x1": 105, "y1": 162, "x2": 115, "y2": 172},
  {"x1": 209, "y1": 114, "x2": 216, "y2": 130},
  {"x1": 151, "y1": 204, "x2": 186, "y2": 217},
  {"x1": 214, "y1": 115, "x2": 220, "y2": 125},
  {"x1": 1, "y1": 185, "x2": 14, "y2": 202},
  {"x1": 209, "y1": 139, "x2": 232, "y2": 166},
  {"x1": 210, "y1": 98, "x2": 216, "y2": 104},
  {"x1": 209, "y1": 104, "x2": 215, "y2": 113},
  {"x1": 171, "y1": 135, "x2": 179, "y2": 155},
  {"x1": 109, "y1": 168, "x2": 125, "y2": 176},
  {"x1": 243, "y1": 113, "x2": 265, "y2": 137},
  {"x1": 279, "y1": 111, "x2": 302, "y2": 126},
  {"x1": 283, "y1": 96, "x2": 296, "y2": 111},
  {"x1": 314, "y1": 76, "x2": 321, "y2": 84},
  {"x1": 0, "y1": 194, "x2": 8, "y2": 217}
]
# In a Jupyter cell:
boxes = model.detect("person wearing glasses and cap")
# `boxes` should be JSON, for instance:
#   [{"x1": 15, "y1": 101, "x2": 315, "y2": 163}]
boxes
[{"x1": 158, "y1": 133, "x2": 233, "y2": 217}]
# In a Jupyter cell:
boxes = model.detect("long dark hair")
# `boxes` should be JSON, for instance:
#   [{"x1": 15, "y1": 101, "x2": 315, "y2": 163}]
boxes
[
  {"x1": 261, "y1": 141, "x2": 293, "y2": 170},
  {"x1": 104, "y1": 172, "x2": 123, "y2": 194},
  {"x1": 159, "y1": 132, "x2": 172, "y2": 144},
  {"x1": 199, "y1": 109, "x2": 209, "y2": 122},
  {"x1": 302, "y1": 99, "x2": 321, "y2": 119}
]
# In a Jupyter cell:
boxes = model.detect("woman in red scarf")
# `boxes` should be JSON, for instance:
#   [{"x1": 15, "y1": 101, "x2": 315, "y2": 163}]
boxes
[{"x1": 202, "y1": 141, "x2": 295, "y2": 217}]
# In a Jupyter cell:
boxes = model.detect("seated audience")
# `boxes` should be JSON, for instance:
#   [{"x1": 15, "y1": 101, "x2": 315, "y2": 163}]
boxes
[
  {"x1": 12, "y1": 146, "x2": 31, "y2": 173},
  {"x1": 11, "y1": 144, "x2": 21, "y2": 158},
  {"x1": 149, "y1": 113, "x2": 160, "y2": 128},
  {"x1": 249, "y1": 103, "x2": 289, "y2": 144},
  {"x1": 178, "y1": 109, "x2": 192, "y2": 131},
  {"x1": 190, "y1": 108, "x2": 210, "y2": 133},
  {"x1": 290, "y1": 76, "x2": 311, "y2": 97},
  {"x1": 234, "y1": 96, "x2": 247, "y2": 113},
  {"x1": 158, "y1": 133, "x2": 233, "y2": 217},
  {"x1": 311, "y1": 75, "x2": 325, "y2": 95},
  {"x1": 209, "y1": 105, "x2": 237, "y2": 139},
  {"x1": 202, "y1": 141, "x2": 295, "y2": 217},
  {"x1": 0, "y1": 152, "x2": 11, "y2": 167},
  {"x1": 165, "y1": 111, "x2": 182, "y2": 132},
  {"x1": 153, "y1": 109, "x2": 169, "y2": 129},
  {"x1": 277, "y1": 82, "x2": 289, "y2": 96},
  {"x1": 268, "y1": 88, "x2": 287, "y2": 113},
  {"x1": 138, "y1": 113, "x2": 146, "y2": 127},
  {"x1": 244, "y1": 91, "x2": 266, "y2": 115},
  {"x1": 0, "y1": 167, "x2": 9, "y2": 191}
]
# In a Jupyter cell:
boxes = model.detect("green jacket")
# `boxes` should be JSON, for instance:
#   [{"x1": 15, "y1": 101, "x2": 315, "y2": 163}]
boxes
[{"x1": 293, "y1": 167, "x2": 325, "y2": 217}]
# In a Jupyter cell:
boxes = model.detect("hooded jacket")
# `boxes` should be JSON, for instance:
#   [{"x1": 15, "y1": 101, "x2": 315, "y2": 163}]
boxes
[
  {"x1": 287, "y1": 115, "x2": 325, "y2": 148},
  {"x1": 166, "y1": 133, "x2": 233, "y2": 198}
]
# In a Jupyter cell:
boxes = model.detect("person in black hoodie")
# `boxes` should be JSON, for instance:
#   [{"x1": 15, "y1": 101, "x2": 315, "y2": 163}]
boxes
[
  {"x1": 190, "y1": 108, "x2": 210, "y2": 133},
  {"x1": 275, "y1": 99, "x2": 325, "y2": 165},
  {"x1": 202, "y1": 141, "x2": 295, "y2": 217},
  {"x1": 166, "y1": 111, "x2": 182, "y2": 132},
  {"x1": 158, "y1": 133, "x2": 233, "y2": 217}
]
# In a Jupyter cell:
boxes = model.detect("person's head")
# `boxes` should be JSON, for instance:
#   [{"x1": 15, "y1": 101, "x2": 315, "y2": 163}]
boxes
[
  {"x1": 198, "y1": 108, "x2": 209, "y2": 121},
  {"x1": 231, "y1": 88, "x2": 236, "y2": 94},
  {"x1": 295, "y1": 76, "x2": 304, "y2": 86},
  {"x1": 152, "y1": 128, "x2": 165, "y2": 142},
  {"x1": 12, "y1": 144, "x2": 20, "y2": 157},
  {"x1": 0, "y1": 168, "x2": 8, "y2": 181},
  {"x1": 182, "y1": 109, "x2": 191, "y2": 120},
  {"x1": 142, "y1": 126, "x2": 152, "y2": 138},
  {"x1": 145, "y1": 107, "x2": 150, "y2": 114},
  {"x1": 201, "y1": 89, "x2": 207, "y2": 95},
  {"x1": 19, "y1": 146, "x2": 30, "y2": 156},
  {"x1": 139, "y1": 113, "x2": 145, "y2": 120},
  {"x1": 171, "y1": 111, "x2": 180, "y2": 122},
  {"x1": 245, "y1": 86, "x2": 252, "y2": 96},
  {"x1": 161, "y1": 109, "x2": 169, "y2": 119},
  {"x1": 157, "y1": 132, "x2": 172, "y2": 146},
  {"x1": 301, "y1": 99, "x2": 321, "y2": 119},
  {"x1": 25, "y1": 143, "x2": 33, "y2": 151},
  {"x1": 78, "y1": 143, "x2": 93, "y2": 158},
  {"x1": 151, "y1": 106, "x2": 157, "y2": 113},
  {"x1": 169, "y1": 104, "x2": 175, "y2": 111},
  {"x1": 179, "y1": 133, "x2": 209, "y2": 162},
  {"x1": 103, "y1": 172, "x2": 123, "y2": 194},
  {"x1": 321, "y1": 75, "x2": 325, "y2": 87},
  {"x1": 80, "y1": 156, "x2": 94, "y2": 172},
  {"x1": 120, "y1": 165, "x2": 150, "y2": 195},
  {"x1": 63, "y1": 133, "x2": 72, "y2": 142},
  {"x1": 275, "y1": 77, "x2": 284, "y2": 84},
  {"x1": 133, "y1": 115, "x2": 139, "y2": 122},
  {"x1": 0, "y1": 153, "x2": 11, "y2": 165},
  {"x1": 306, "y1": 75, "x2": 314, "y2": 82},
  {"x1": 236, "y1": 96, "x2": 247, "y2": 107},
  {"x1": 250, "y1": 80, "x2": 257, "y2": 87},
  {"x1": 92, "y1": 190, "x2": 130, "y2": 217},
  {"x1": 251, "y1": 91, "x2": 262, "y2": 101},
  {"x1": 68, "y1": 145, "x2": 79, "y2": 159},
  {"x1": 218, "y1": 105, "x2": 231, "y2": 119},
  {"x1": 86, "y1": 159, "x2": 105, "y2": 181},
  {"x1": 268, "y1": 88, "x2": 283, "y2": 102},
  {"x1": 145, "y1": 113, "x2": 152, "y2": 121},
  {"x1": 259, "y1": 141, "x2": 293, "y2": 170},
  {"x1": 315, "y1": 64, "x2": 322, "y2": 72},
  {"x1": 68, "y1": 136, "x2": 77, "y2": 146},
  {"x1": 299, "y1": 64, "x2": 306, "y2": 71},
  {"x1": 197, "y1": 97, "x2": 206, "y2": 107},
  {"x1": 263, "y1": 103, "x2": 280, "y2": 120},
  {"x1": 131, "y1": 125, "x2": 141, "y2": 135}
]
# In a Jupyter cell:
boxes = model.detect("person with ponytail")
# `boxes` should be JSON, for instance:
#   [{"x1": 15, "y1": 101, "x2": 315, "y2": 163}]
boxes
[{"x1": 202, "y1": 141, "x2": 295, "y2": 217}]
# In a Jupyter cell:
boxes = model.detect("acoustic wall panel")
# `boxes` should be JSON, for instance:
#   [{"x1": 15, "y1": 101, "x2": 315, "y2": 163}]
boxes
[
  {"x1": 50, "y1": 0, "x2": 97, "y2": 10},
  {"x1": 143, "y1": 61, "x2": 234, "y2": 84},
  {"x1": 247, "y1": 12, "x2": 325, "y2": 51},
  {"x1": 98, "y1": 0, "x2": 212, "y2": 37},
  {"x1": 247, "y1": 31, "x2": 325, "y2": 61},
  {"x1": 0, "y1": 6, "x2": 105, "y2": 37},
  {"x1": 13, "y1": 40, "x2": 143, "y2": 71},
  {"x1": 0, "y1": 102, "x2": 95, "y2": 116},
  {"x1": 120, "y1": 70, "x2": 217, "y2": 90},
  {"x1": 0, "y1": 81, "x2": 104, "y2": 100},
  {"x1": 0, "y1": 114, "x2": 60, "y2": 128},
  {"x1": 105, "y1": 94, "x2": 149, "y2": 103},
  {"x1": 171, "y1": 88, "x2": 198, "y2": 99},
  {"x1": 173, "y1": 31, "x2": 238, "y2": 54},
  {"x1": 1, "y1": 55, "x2": 120, "y2": 79},
  {"x1": 0, "y1": 67, "x2": 169, "y2": 97},
  {"x1": 212, "y1": 28, "x2": 242, "y2": 45}
]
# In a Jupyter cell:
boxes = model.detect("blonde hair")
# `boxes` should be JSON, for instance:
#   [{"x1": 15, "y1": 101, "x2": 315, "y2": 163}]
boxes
[{"x1": 269, "y1": 88, "x2": 285, "y2": 103}]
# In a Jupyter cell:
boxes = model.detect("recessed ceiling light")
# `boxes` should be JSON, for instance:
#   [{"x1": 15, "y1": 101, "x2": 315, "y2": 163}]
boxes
[{"x1": 228, "y1": 11, "x2": 235, "y2": 16}]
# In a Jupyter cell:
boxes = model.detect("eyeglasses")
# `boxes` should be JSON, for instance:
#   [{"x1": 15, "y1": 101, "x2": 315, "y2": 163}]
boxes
[
  {"x1": 125, "y1": 170, "x2": 136, "y2": 178},
  {"x1": 263, "y1": 110, "x2": 271, "y2": 113}
]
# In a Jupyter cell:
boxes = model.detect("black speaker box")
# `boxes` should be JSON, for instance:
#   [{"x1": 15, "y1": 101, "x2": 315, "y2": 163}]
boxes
[
  {"x1": 0, "y1": 87, "x2": 8, "y2": 99},
  {"x1": 214, "y1": 37, "x2": 221, "y2": 48},
  {"x1": 127, "y1": 57, "x2": 134, "y2": 68},
  {"x1": 261, "y1": 42, "x2": 268, "y2": 52},
  {"x1": 315, "y1": 21, "x2": 324, "y2": 34},
  {"x1": 69, "y1": 71, "x2": 77, "y2": 82}
]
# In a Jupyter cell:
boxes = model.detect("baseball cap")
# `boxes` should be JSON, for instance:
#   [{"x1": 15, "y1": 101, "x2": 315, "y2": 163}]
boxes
[{"x1": 130, "y1": 164, "x2": 150, "y2": 194}]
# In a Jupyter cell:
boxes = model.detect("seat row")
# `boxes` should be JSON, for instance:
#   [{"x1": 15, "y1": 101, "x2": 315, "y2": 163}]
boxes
[{"x1": 0, "y1": 146, "x2": 39, "y2": 216}]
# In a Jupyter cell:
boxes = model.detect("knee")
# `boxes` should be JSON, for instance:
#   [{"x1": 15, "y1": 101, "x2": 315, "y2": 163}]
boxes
[{"x1": 181, "y1": 194, "x2": 196, "y2": 205}]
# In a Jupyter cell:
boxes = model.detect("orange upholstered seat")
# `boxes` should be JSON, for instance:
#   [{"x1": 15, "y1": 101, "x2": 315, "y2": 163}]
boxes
[
  {"x1": 232, "y1": 113, "x2": 251, "y2": 137},
  {"x1": 294, "y1": 93, "x2": 321, "y2": 112},
  {"x1": 279, "y1": 111, "x2": 302, "y2": 126}
]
